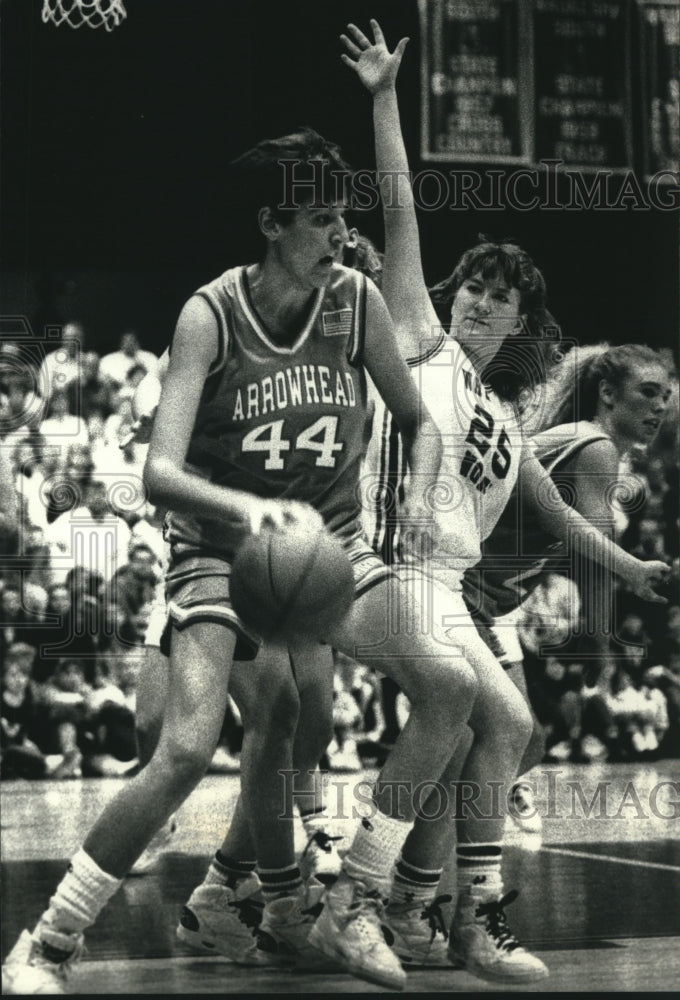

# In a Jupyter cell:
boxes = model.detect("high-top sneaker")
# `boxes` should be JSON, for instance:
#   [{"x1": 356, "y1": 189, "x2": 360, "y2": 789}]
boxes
[
  {"x1": 2, "y1": 925, "x2": 84, "y2": 995},
  {"x1": 384, "y1": 893, "x2": 458, "y2": 968},
  {"x1": 449, "y1": 878, "x2": 548, "y2": 984},
  {"x1": 307, "y1": 872, "x2": 406, "y2": 990},
  {"x1": 177, "y1": 871, "x2": 263, "y2": 964}
]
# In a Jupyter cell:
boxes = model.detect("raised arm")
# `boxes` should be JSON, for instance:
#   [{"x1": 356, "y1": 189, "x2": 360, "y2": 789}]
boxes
[
  {"x1": 341, "y1": 19, "x2": 440, "y2": 356},
  {"x1": 144, "y1": 297, "x2": 317, "y2": 536},
  {"x1": 518, "y1": 445, "x2": 669, "y2": 604}
]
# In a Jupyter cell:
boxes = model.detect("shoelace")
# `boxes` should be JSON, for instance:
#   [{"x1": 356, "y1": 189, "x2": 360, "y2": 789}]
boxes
[
  {"x1": 302, "y1": 830, "x2": 343, "y2": 857},
  {"x1": 346, "y1": 884, "x2": 388, "y2": 934},
  {"x1": 421, "y1": 893, "x2": 453, "y2": 942},
  {"x1": 228, "y1": 896, "x2": 265, "y2": 929},
  {"x1": 475, "y1": 890, "x2": 521, "y2": 952}
]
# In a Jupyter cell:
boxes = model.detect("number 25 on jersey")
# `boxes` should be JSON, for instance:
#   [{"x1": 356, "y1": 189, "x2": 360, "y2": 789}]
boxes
[{"x1": 460, "y1": 404, "x2": 511, "y2": 495}]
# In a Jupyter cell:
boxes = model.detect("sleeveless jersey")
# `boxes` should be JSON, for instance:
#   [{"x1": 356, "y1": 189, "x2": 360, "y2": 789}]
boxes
[
  {"x1": 462, "y1": 419, "x2": 612, "y2": 622},
  {"x1": 361, "y1": 333, "x2": 523, "y2": 586},
  {"x1": 165, "y1": 264, "x2": 372, "y2": 559}
]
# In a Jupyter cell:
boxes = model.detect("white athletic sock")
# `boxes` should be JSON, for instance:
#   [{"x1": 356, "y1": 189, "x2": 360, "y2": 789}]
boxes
[
  {"x1": 390, "y1": 854, "x2": 443, "y2": 906},
  {"x1": 456, "y1": 842, "x2": 503, "y2": 897},
  {"x1": 39, "y1": 849, "x2": 122, "y2": 936},
  {"x1": 342, "y1": 812, "x2": 413, "y2": 896}
]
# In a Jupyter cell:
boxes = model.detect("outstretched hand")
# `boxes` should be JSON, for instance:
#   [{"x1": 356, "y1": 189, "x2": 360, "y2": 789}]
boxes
[
  {"x1": 340, "y1": 18, "x2": 408, "y2": 94},
  {"x1": 629, "y1": 558, "x2": 671, "y2": 604}
]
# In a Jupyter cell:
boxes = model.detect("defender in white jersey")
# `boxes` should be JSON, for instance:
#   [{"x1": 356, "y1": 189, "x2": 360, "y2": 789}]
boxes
[
  {"x1": 5, "y1": 128, "x2": 483, "y2": 996},
  {"x1": 338, "y1": 21, "x2": 670, "y2": 986}
]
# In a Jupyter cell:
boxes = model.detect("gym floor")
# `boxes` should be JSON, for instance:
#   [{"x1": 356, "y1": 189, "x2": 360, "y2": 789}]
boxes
[{"x1": 2, "y1": 760, "x2": 679, "y2": 993}]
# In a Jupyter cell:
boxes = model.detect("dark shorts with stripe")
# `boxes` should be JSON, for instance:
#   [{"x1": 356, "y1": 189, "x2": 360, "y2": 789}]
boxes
[{"x1": 160, "y1": 532, "x2": 397, "y2": 660}]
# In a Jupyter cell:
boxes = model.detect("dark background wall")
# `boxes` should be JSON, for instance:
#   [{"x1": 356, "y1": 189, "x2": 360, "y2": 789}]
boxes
[{"x1": 2, "y1": 0, "x2": 678, "y2": 358}]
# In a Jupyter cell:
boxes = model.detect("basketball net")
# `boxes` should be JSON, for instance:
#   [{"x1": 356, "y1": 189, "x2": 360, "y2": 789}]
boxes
[{"x1": 42, "y1": 0, "x2": 127, "y2": 31}]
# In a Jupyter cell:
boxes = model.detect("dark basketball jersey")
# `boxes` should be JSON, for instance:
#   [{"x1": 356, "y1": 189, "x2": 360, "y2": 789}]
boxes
[
  {"x1": 165, "y1": 264, "x2": 373, "y2": 559},
  {"x1": 462, "y1": 420, "x2": 611, "y2": 623}
]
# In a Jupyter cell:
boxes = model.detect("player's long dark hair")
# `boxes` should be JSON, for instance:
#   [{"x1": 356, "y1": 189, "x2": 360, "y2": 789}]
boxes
[
  {"x1": 526, "y1": 342, "x2": 676, "y2": 434},
  {"x1": 429, "y1": 237, "x2": 561, "y2": 404}
]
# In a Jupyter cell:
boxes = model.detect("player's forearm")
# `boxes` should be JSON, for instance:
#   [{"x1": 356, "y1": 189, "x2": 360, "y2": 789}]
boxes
[
  {"x1": 373, "y1": 88, "x2": 414, "y2": 211},
  {"x1": 400, "y1": 410, "x2": 442, "y2": 486},
  {"x1": 144, "y1": 456, "x2": 252, "y2": 529},
  {"x1": 536, "y1": 501, "x2": 639, "y2": 583}
]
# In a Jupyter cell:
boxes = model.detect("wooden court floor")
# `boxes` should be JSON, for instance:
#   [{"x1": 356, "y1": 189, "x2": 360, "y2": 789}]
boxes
[{"x1": 2, "y1": 760, "x2": 679, "y2": 994}]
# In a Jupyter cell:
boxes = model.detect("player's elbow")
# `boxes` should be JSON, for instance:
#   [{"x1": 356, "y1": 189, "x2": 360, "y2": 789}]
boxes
[{"x1": 143, "y1": 454, "x2": 180, "y2": 506}]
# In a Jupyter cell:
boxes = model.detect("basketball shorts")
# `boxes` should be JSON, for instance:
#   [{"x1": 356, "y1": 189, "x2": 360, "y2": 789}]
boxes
[{"x1": 161, "y1": 533, "x2": 397, "y2": 661}]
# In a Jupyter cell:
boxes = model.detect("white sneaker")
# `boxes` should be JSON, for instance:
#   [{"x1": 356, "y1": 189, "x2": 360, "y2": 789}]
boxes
[
  {"x1": 176, "y1": 872, "x2": 263, "y2": 964},
  {"x1": 256, "y1": 878, "x2": 330, "y2": 968},
  {"x1": 129, "y1": 816, "x2": 178, "y2": 876},
  {"x1": 384, "y1": 893, "x2": 458, "y2": 968},
  {"x1": 307, "y1": 873, "x2": 406, "y2": 990},
  {"x1": 449, "y1": 880, "x2": 548, "y2": 984},
  {"x1": 299, "y1": 828, "x2": 344, "y2": 884},
  {"x1": 2, "y1": 926, "x2": 84, "y2": 995},
  {"x1": 508, "y1": 782, "x2": 543, "y2": 836}
]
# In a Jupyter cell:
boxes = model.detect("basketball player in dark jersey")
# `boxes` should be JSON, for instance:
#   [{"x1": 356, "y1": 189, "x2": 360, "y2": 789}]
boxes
[
  {"x1": 4, "y1": 128, "x2": 479, "y2": 995},
  {"x1": 463, "y1": 343, "x2": 675, "y2": 778}
]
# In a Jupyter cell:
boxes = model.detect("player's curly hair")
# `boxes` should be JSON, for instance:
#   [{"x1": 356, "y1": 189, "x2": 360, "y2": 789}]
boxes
[
  {"x1": 429, "y1": 236, "x2": 562, "y2": 404},
  {"x1": 230, "y1": 126, "x2": 353, "y2": 225}
]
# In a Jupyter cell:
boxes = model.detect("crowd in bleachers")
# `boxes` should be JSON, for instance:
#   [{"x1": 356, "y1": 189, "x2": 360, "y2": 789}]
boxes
[{"x1": 1, "y1": 325, "x2": 679, "y2": 780}]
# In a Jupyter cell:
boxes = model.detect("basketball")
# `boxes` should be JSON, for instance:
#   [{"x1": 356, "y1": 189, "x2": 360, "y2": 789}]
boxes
[{"x1": 230, "y1": 525, "x2": 355, "y2": 641}]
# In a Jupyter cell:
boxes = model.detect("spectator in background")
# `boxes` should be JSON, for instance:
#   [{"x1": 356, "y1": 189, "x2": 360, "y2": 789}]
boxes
[
  {"x1": 39, "y1": 389, "x2": 89, "y2": 447},
  {"x1": 0, "y1": 579, "x2": 47, "y2": 663},
  {"x1": 108, "y1": 543, "x2": 159, "y2": 624},
  {"x1": 81, "y1": 653, "x2": 140, "y2": 777},
  {"x1": 71, "y1": 352, "x2": 113, "y2": 427},
  {"x1": 0, "y1": 444, "x2": 20, "y2": 556},
  {"x1": 11, "y1": 437, "x2": 49, "y2": 535},
  {"x1": 99, "y1": 331, "x2": 159, "y2": 388},
  {"x1": 2, "y1": 369, "x2": 44, "y2": 445},
  {"x1": 45, "y1": 478, "x2": 131, "y2": 588},
  {"x1": 38, "y1": 322, "x2": 84, "y2": 403},
  {"x1": 37, "y1": 657, "x2": 92, "y2": 779},
  {"x1": 1, "y1": 646, "x2": 48, "y2": 779}
]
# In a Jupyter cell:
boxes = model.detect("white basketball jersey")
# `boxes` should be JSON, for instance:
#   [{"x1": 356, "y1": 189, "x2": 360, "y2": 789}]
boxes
[{"x1": 362, "y1": 333, "x2": 524, "y2": 585}]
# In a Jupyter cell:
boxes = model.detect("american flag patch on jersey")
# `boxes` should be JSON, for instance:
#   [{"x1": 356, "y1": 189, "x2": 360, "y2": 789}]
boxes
[{"x1": 322, "y1": 309, "x2": 353, "y2": 337}]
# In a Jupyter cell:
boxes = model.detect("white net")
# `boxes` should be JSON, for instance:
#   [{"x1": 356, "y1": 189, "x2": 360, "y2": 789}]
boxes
[{"x1": 42, "y1": 0, "x2": 127, "y2": 31}]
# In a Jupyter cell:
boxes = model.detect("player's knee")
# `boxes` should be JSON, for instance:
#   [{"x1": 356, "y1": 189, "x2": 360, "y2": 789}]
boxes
[
  {"x1": 154, "y1": 734, "x2": 214, "y2": 787},
  {"x1": 436, "y1": 661, "x2": 478, "y2": 716},
  {"x1": 412, "y1": 660, "x2": 477, "y2": 722}
]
